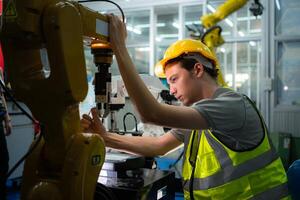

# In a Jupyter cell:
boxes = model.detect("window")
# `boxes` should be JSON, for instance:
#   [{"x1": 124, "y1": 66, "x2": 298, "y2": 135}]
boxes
[
  {"x1": 236, "y1": 41, "x2": 261, "y2": 101},
  {"x1": 237, "y1": 3, "x2": 262, "y2": 36},
  {"x1": 217, "y1": 41, "x2": 261, "y2": 103},
  {"x1": 155, "y1": 5, "x2": 178, "y2": 63},
  {"x1": 275, "y1": 0, "x2": 300, "y2": 36},
  {"x1": 183, "y1": 4, "x2": 203, "y2": 39},
  {"x1": 276, "y1": 41, "x2": 300, "y2": 105},
  {"x1": 274, "y1": 0, "x2": 300, "y2": 106},
  {"x1": 111, "y1": 10, "x2": 151, "y2": 75},
  {"x1": 217, "y1": 43, "x2": 233, "y2": 87},
  {"x1": 206, "y1": 1, "x2": 234, "y2": 37}
]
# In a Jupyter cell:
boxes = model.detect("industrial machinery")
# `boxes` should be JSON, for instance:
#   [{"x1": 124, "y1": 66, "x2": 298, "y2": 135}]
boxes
[
  {"x1": 91, "y1": 41, "x2": 115, "y2": 119},
  {"x1": 200, "y1": 0, "x2": 263, "y2": 50},
  {"x1": 186, "y1": 0, "x2": 264, "y2": 86},
  {"x1": 0, "y1": 0, "x2": 176, "y2": 199},
  {"x1": 0, "y1": 0, "x2": 111, "y2": 199}
]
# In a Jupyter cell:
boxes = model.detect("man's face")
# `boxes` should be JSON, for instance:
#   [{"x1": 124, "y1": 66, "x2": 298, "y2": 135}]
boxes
[{"x1": 165, "y1": 62, "x2": 198, "y2": 106}]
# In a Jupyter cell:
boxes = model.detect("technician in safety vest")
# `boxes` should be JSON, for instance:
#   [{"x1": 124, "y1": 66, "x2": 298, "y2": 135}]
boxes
[{"x1": 81, "y1": 15, "x2": 290, "y2": 199}]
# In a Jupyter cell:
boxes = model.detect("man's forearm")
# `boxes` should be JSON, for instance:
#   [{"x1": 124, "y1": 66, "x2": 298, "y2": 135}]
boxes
[
  {"x1": 113, "y1": 46, "x2": 161, "y2": 122},
  {"x1": 102, "y1": 133, "x2": 164, "y2": 157}
]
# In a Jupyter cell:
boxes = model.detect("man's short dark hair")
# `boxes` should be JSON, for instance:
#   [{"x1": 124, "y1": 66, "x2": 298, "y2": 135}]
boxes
[{"x1": 165, "y1": 54, "x2": 219, "y2": 79}]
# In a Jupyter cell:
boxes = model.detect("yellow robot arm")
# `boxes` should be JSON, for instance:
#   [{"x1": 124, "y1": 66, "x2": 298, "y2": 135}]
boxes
[
  {"x1": 199, "y1": 0, "x2": 248, "y2": 87},
  {"x1": 1, "y1": 1, "x2": 110, "y2": 199},
  {"x1": 201, "y1": 0, "x2": 248, "y2": 28}
]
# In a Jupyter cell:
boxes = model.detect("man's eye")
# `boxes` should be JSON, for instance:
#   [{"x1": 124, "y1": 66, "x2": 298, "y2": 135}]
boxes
[{"x1": 171, "y1": 77, "x2": 177, "y2": 82}]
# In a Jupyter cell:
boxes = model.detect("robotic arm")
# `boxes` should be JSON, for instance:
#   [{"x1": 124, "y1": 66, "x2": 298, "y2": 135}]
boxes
[
  {"x1": 201, "y1": 0, "x2": 248, "y2": 28},
  {"x1": 196, "y1": 0, "x2": 263, "y2": 86},
  {"x1": 200, "y1": 0, "x2": 264, "y2": 49},
  {"x1": 1, "y1": 0, "x2": 112, "y2": 199},
  {"x1": 200, "y1": 0, "x2": 248, "y2": 86}
]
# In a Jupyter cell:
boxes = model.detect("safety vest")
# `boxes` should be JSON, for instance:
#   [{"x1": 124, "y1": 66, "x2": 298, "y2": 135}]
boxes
[{"x1": 182, "y1": 95, "x2": 290, "y2": 200}]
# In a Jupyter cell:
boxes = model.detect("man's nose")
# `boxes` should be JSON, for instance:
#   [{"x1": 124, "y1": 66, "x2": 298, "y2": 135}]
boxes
[{"x1": 169, "y1": 86, "x2": 176, "y2": 95}]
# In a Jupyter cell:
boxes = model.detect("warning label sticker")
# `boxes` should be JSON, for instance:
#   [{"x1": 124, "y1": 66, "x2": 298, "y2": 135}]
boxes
[{"x1": 4, "y1": 1, "x2": 17, "y2": 19}]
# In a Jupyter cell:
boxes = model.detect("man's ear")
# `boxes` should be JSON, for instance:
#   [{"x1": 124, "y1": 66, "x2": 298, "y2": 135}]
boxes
[{"x1": 193, "y1": 63, "x2": 205, "y2": 78}]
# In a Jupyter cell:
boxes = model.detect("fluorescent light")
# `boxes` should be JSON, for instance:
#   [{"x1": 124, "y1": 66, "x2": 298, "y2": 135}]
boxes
[
  {"x1": 157, "y1": 23, "x2": 166, "y2": 27},
  {"x1": 275, "y1": 0, "x2": 281, "y2": 10},
  {"x1": 238, "y1": 31, "x2": 245, "y2": 37},
  {"x1": 249, "y1": 41, "x2": 256, "y2": 46},
  {"x1": 159, "y1": 34, "x2": 178, "y2": 38},
  {"x1": 172, "y1": 22, "x2": 179, "y2": 29},
  {"x1": 156, "y1": 37, "x2": 162, "y2": 42},
  {"x1": 207, "y1": 4, "x2": 216, "y2": 12},
  {"x1": 225, "y1": 19, "x2": 233, "y2": 27},
  {"x1": 284, "y1": 86, "x2": 288, "y2": 91},
  {"x1": 220, "y1": 48, "x2": 226, "y2": 53},
  {"x1": 135, "y1": 23, "x2": 165, "y2": 29},
  {"x1": 135, "y1": 24, "x2": 149, "y2": 29},
  {"x1": 136, "y1": 47, "x2": 150, "y2": 52},
  {"x1": 185, "y1": 21, "x2": 201, "y2": 25},
  {"x1": 127, "y1": 25, "x2": 141, "y2": 34}
]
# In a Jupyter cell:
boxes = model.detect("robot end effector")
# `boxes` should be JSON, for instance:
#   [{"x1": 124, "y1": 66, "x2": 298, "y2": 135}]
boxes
[
  {"x1": 91, "y1": 42, "x2": 114, "y2": 119},
  {"x1": 91, "y1": 41, "x2": 125, "y2": 120}
]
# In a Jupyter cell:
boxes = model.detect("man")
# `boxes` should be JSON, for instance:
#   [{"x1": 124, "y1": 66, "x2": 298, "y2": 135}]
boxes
[
  {"x1": 0, "y1": 45, "x2": 12, "y2": 200},
  {"x1": 81, "y1": 15, "x2": 289, "y2": 199}
]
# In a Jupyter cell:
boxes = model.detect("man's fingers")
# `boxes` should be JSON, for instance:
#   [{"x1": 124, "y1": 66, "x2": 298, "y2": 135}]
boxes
[
  {"x1": 81, "y1": 117, "x2": 91, "y2": 125},
  {"x1": 82, "y1": 114, "x2": 92, "y2": 121},
  {"x1": 91, "y1": 108, "x2": 100, "y2": 122},
  {"x1": 91, "y1": 108, "x2": 107, "y2": 133},
  {"x1": 81, "y1": 108, "x2": 106, "y2": 134},
  {"x1": 81, "y1": 123, "x2": 91, "y2": 130},
  {"x1": 80, "y1": 119, "x2": 92, "y2": 133}
]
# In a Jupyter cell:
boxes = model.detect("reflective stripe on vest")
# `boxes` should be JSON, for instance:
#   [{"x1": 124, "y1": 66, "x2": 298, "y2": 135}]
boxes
[
  {"x1": 182, "y1": 94, "x2": 289, "y2": 199},
  {"x1": 183, "y1": 129, "x2": 289, "y2": 199},
  {"x1": 251, "y1": 182, "x2": 289, "y2": 200},
  {"x1": 184, "y1": 130, "x2": 278, "y2": 190}
]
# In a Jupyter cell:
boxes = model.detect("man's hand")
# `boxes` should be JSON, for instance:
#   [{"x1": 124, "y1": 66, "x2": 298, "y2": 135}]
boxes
[
  {"x1": 107, "y1": 14, "x2": 127, "y2": 53},
  {"x1": 81, "y1": 108, "x2": 107, "y2": 137}
]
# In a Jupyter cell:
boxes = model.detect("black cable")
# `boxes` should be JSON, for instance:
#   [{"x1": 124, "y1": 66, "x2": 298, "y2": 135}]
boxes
[
  {"x1": 78, "y1": 0, "x2": 125, "y2": 23},
  {"x1": 0, "y1": 80, "x2": 36, "y2": 123},
  {"x1": 0, "y1": 80, "x2": 43, "y2": 179},
  {"x1": 5, "y1": 124, "x2": 44, "y2": 179},
  {"x1": 168, "y1": 150, "x2": 184, "y2": 169},
  {"x1": 123, "y1": 112, "x2": 138, "y2": 132}
]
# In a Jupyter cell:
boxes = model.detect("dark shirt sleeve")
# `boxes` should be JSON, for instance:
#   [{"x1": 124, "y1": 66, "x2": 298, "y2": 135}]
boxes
[
  {"x1": 192, "y1": 89, "x2": 264, "y2": 150},
  {"x1": 169, "y1": 128, "x2": 191, "y2": 143},
  {"x1": 192, "y1": 91, "x2": 245, "y2": 131}
]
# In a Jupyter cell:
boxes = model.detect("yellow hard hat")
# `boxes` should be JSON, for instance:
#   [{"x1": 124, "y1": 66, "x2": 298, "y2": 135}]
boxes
[{"x1": 154, "y1": 39, "x2": 218, "y2": 78}]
